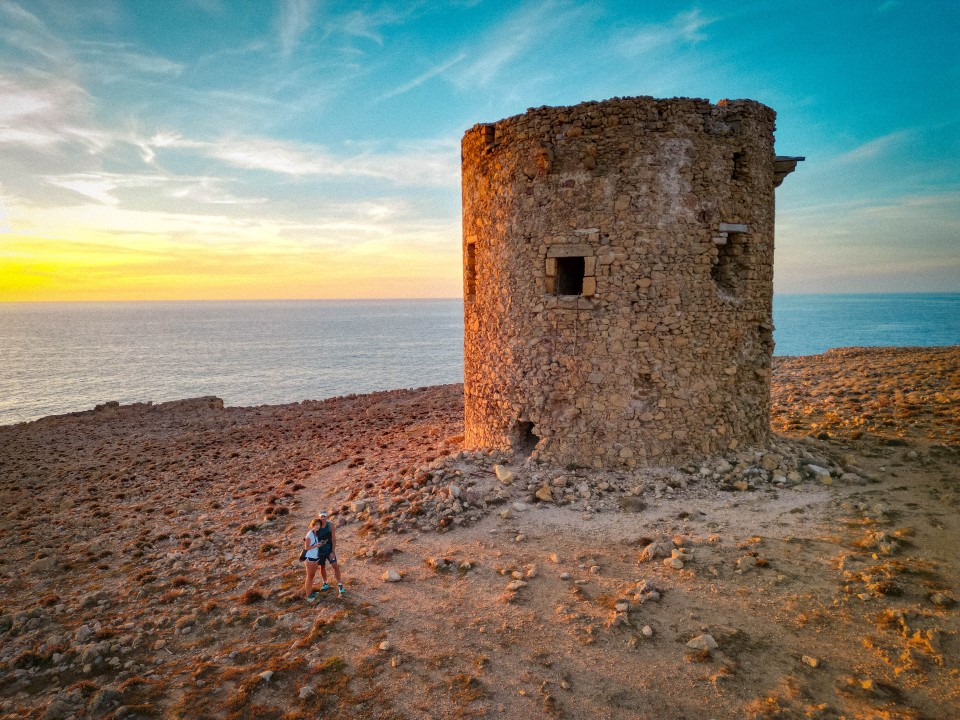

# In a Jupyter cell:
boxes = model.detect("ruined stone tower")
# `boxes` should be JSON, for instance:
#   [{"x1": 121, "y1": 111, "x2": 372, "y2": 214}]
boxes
[{"x1": 462, "y1": 96, "x2": 801, "y2": 469}]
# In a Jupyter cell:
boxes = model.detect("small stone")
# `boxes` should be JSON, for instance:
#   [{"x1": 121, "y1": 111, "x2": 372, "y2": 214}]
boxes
[
  {"x1": 506, "y1": 580, "x2": 528, "y2": 592},
  {"x1": 379, "y1": 641, "x2": 392, "y2": 652},
  {"x1": 736, "y1": 555, "x2": 758, "y2": 571},
  {"x1": 383, "y1": 570, "x2": 402, "y2": 582},
  {"x1": 559, "y1": 572, "x2": 571, "y2": 580},
  {"x1": 686, "y1": 634, "x2": 718, "y2": 651},
  {"x1": 663, "y1": 557, "x2": 684, "y2": 569},
  {"x1": 801, "y1": 655, "x2": 819, "y2": 668},
  {"x1": 298, "y1": 685, "x2": 315, "y2": 699},
  {"x1": 930, "y1": 592, "x2": 953, "y2": 607},
  {"x1": 29, "y1": 557, "x2": 56, "y2": 573},
  {"x1": 258, "y1": 670, "x2": 274, "y2": 683},
  {"x1": 494, "y1": 465, "x2": 515, "y2": 484},
  {"x1": 535, "y1": 487, "x2": 554, "y2": 502},
  {"x1": 391, "y1": 656, "x2": 403, "y2": 668},
  {"x1": 642, "y1": 625, "x2": 653, "y2": 637}
]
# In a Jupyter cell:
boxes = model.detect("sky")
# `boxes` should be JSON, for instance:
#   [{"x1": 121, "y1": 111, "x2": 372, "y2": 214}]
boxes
[{"x1": 0, "y1": 0, "x2": 957, "y2": 301}]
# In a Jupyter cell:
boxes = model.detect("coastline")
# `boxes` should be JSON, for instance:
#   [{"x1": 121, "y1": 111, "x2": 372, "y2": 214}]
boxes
[{"x1": 1, "y1": 346, "x2": 957, "y2": 719}]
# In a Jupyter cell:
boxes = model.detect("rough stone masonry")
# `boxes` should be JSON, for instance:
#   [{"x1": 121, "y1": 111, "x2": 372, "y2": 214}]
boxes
[{"x1": 461, "y1": 96, "x2": 802, "y2": 469}]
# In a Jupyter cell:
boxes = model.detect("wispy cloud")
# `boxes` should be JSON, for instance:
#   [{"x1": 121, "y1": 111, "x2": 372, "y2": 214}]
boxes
[
  {"x1": 0, "y1": 74, "x2": 108, "y2": 152},
  {"x1": 75, "y1": 40, "x2": 186, "y2": 78},
  {"x1": 42, "y1": 169, "x2": 261, "y2": 208},
  {"x1": 456, "y1": 1, "x2": 590, "y2": 90},
  {"x1": 276, "y1": 0, "x2": 317, "y2": 57},
  {"x1": 833, "y1": 129, "x2": 911, "y2": 165},
  {"x1": 379, "y1": 53, "x2": 467, "y2": 100},
  {"x1": 616, "y1": 8, "x2": 716, "y2": 58},
  {"x1": 137, "y1": 133, "x2": 460, "y2": 186}
]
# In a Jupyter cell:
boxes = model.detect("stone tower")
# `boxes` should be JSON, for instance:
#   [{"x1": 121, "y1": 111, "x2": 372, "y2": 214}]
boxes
[{"x1": 461, "y1": 96, "x2": 801, "y2": 469}]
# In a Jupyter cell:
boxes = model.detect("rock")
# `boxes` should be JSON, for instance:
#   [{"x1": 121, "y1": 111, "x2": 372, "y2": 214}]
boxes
[
  {"x1": 930, "y1": 592, "x2": 953, "y2": 607},
  {"x1": 535, "y1": 486, "x2": 554, "y2": 502},
  {"x1": 806, "y1": 464, "x2": 832, "y2": 483},
  {"x1": 801, "y1": 655, "x2": 819, "y2": 668},
  {"x1": 258, "y1": 670, "x2": 274, "y2": 683},
  {"x1": 43, "y1": 692, "x2": 81, "y2": 720},
  {"x1": 760, "y1": 453, "x2": 780, "y2": 471},
  {"x1": 686, "y1": 634, "x2": 718, "y2": 651},
  {"x1": 641, "y1": 625, "x2": 654, "y2": 637},
  {"x1": 88, "y1": 688, "x2": 122, "y2": 718},
  {"x1": 638, "y1": 538, "x2": 673, "y2": 562},
  {"x1": 494, "y1": 465, "x2": 515, "y2": 485},
  {"x1": 379, "y1": 640, "x2": 392, "y2": 652},
  {"x1": 75, "y1": 624, "x2": 94, "y2": 643},
  {"x1": 619, "y1": 496, "x2": 647, "y2": 512},
  {"x1": 29, "y1": 557, "x2": 56, "y2": 573},
  {"x1": 736, "y1": 555, "x2": 758, "y2": 571},
  {"x1": 506, "y1": 580, "x2": 528, "y2": 591},
  {"x1": 351, "y1": 499, "x2": 369, "y2": 513},
  {"x1": 663, "y1": 557, "x2": 684, "y2": 569},
  {"x1": 383, "y1": 570, "x2": 402, "y2": 582},
  {"x1": 298, "y1": 685, "x2": 315, "y2": 699}
]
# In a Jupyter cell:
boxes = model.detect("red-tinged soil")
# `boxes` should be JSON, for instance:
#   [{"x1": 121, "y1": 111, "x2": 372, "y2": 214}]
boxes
[{"x1": 0, "y1": 346, "x2": 957, "y2": 720}]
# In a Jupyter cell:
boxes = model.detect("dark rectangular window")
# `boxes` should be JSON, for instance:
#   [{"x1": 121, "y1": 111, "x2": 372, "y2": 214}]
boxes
[{"x1": 555, "y1": 256, "x2": 584, "y2": 295}]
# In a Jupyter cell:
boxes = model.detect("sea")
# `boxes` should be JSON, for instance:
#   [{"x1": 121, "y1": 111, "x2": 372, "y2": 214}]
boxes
[{"x1": 1, "y1": 293, "x2": 957, "y2": 426}]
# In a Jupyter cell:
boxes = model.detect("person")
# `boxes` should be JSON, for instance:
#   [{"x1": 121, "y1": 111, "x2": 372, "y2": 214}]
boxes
[
  {"x1": 303, "y1": 517, "x2": 323, "y2": 601},
  {"x1": 313, "y1": 511, "x2": 345, "y2": 597}
]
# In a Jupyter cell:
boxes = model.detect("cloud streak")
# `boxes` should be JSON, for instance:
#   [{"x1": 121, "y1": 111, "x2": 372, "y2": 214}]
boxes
[
  {"x1": 379, "y1": 53, "x2": 467, "y2": 100},
  {"x1": 616, "y1": 8, "x2": 716, "y2": 58}
]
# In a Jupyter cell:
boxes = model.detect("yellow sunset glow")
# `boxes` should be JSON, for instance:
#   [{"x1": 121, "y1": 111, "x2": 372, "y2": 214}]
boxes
[{"x1": 0, "y1": 233, "x2": 462, "y2": 302}]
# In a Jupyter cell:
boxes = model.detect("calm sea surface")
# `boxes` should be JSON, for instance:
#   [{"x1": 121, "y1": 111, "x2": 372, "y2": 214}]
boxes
[{"x1": 1, "y1": 294, "x2": 957, "y2": 426}]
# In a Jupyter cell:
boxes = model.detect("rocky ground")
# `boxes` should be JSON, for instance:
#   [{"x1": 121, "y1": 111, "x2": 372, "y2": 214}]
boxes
[{"x1": 0, "y1": 346, "x2": 957, "y2": 720}]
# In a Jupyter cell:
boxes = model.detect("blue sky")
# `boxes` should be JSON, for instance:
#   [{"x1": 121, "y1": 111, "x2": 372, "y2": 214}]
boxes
[{"x1": 0, "y1": 0, "x2": 957, "y2": 300}]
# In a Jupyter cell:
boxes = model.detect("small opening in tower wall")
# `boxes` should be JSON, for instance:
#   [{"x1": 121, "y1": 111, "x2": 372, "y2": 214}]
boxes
[
  {"x1": 711, "y1": 232, "x2": 747, "y2": 295},
  {"x1": 732, "y1": 151, "x2": 748, "y2": 181},
  {"x1": 465, "y1": 242, "x2": 476, "y2": 301},
  {"x1": 511, "y1": 420, "x2": 539, "y2": 456},
  {"x1": 554, "y1": 256, "x2": 585, "y2": 295}
]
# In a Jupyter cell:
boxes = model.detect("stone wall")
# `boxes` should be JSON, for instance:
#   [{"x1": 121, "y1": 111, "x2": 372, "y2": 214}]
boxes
[{"x1": 462, "y1": 96, "x2": 786, "y2": 469}]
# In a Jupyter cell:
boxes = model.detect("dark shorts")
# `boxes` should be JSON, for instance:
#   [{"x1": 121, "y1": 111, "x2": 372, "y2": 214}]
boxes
[{"x1": 318, "y1": 548, "x2": 337, "y2": 565}]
